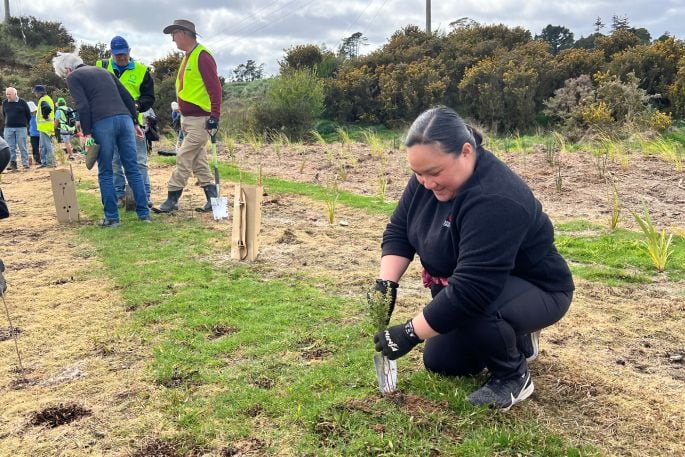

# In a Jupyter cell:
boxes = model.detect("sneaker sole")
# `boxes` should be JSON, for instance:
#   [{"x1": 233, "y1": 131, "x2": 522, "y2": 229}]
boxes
[{"x1": 502, "y1": 375, "x2": 534, "y2": 412}]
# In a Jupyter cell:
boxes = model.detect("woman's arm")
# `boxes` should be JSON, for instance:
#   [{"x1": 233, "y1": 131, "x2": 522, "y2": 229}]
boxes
[
  {"x1": 411, "y1": 312, "x2": 438, "y2": 340},
  {"x1": 379, "y1": 254, "x2": 411, "y2": 283}
]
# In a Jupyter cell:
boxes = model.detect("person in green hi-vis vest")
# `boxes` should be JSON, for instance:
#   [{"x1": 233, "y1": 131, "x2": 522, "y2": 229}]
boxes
[
  {"x1": 32, "y1": 85, "x2": 55, "y2": 168},
  {"x1": 156, "y1": 19, "x2": 222, "y2": 214},
  {"x1": 96, "y1": 36, "x2": 155, "y2": 208}
]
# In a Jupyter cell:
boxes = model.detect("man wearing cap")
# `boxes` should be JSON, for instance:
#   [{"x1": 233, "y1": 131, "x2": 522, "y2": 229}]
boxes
[
  {"x1": 32, "y1": 85, "x2": 56, "y2": 168},
  {"x1": 52, "y1": 52, "x2": 150, "y2": 226},
  {"x1": 157, "y1": 19, "x2": 222, "y2": 213},
  {"x1": 97, "y1": 36, "x2": 155, "y2": 208},
  {"x1": 2, "y1": 87, "x2": 32, "y2": 170}
]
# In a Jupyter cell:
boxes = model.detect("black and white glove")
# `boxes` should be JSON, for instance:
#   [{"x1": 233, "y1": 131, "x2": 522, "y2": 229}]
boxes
[
  {"x1": 374, "y1": 320, "x2": 422, "y2": 360},
  {"x1": 205, "y1": 116, "x2": 219, "y2": 138},
  {"x1": 367, "y1": 279, "x2": 398, "y2": 326}
]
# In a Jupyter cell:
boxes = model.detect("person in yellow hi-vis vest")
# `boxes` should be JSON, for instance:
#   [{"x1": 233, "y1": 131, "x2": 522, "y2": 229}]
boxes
[
  {"x1": 32, "y1": 85, "x2": 55, "y2": 168},
  {"x1": 156, "y1": 19, "x2": 222, "y2": 213},
  {"x1": 96, "y1": 36, "x2": 155, "y2": 208}
]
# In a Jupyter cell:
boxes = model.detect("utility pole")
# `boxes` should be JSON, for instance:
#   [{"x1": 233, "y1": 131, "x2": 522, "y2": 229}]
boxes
[
  {"x1": 3, "y1": 0, "x2": 9, "y2": 23},
  {"x1": 426, "y1": 0, "x2": 431, "y2": 35}
]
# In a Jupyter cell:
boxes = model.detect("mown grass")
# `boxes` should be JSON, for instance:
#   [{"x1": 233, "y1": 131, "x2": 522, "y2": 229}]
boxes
[
  {"x1": 75, "y1": 188, "x2": 595, "y2": 456},
  {"x1": 555, "y1": 220, "x2": 685, "y2": 285}
]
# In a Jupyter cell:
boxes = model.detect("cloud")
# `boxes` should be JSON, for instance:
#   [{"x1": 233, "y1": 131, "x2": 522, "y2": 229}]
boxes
[{"x1": 11, "y1": 0, "x2": 685, "y2": 76}]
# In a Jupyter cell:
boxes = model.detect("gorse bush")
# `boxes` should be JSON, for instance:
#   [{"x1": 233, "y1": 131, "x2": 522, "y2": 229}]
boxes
[
  {"x1": 2, "y1": 16, "x2": 73, "y2": 48},
  {"x1": 253, "y1": 69, "x2": 324, "y2": 140},
  {"x1": 544, "y1": 71, "x2": 671, "y2": 139}
]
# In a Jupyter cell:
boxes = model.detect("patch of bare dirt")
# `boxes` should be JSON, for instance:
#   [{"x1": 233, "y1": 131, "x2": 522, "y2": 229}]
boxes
[
  {"x1": 0, "y1": 163, "x2": 170, "y2": 455},
  {"x1": 29, "y1": 403, "x2": 91, "y2": 428}
]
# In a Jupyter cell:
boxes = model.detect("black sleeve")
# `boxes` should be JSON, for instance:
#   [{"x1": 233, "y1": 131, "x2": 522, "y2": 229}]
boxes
[
  {"x1": 40, "y1": 101, "x2": 52, "y2": 119},
  {"x1": 136, "y1": 69, "x2": 155, "y2": 113},
  {"x1": 110, "y1": 73, "x2": 138, "y2": 122},
  {"x1": 67, "y1": 75, "x2": 92, "y2": 135},
  {"x1": 381, "y1": 175, "x2": 419, "y2": 260}
]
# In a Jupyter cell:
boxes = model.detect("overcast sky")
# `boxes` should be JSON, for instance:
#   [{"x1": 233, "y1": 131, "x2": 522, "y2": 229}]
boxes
[{"x1": 8, "y1": 0, "x2": 685, "y2": 77}]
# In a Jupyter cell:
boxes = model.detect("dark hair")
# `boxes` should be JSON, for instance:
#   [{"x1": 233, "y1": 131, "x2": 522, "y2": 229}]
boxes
[{"x1": 405, "y1": 106, "x2": 482, "y2": 156}]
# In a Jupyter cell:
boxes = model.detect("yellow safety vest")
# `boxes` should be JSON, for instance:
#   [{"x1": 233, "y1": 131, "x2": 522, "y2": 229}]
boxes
[
  {"x1": 36, "y1": 95, "x2": 54, "y2": 136},
  {"x1": 176, "y1": 44, "x2": 213, "y2": 112},
  {"x1": 97, "y1": 58, "x2": 148, "y2": 124}
]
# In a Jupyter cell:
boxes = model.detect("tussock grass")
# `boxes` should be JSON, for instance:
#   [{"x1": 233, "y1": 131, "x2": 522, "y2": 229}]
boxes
[{"x1": 555, "y1": 220, "x2": 685, "y2": 284}]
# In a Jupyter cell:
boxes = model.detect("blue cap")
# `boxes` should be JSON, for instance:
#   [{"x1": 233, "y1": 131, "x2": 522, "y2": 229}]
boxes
[
  {"x1": 110, "y1": 35, "x2": 130, "y2": 55},
  {"x1": 32, "y1": 85, "x2": 46, "y2": 93}
]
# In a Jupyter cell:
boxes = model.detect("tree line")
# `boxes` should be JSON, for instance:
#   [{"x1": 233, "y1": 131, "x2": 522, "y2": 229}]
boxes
[{"x1": 273, "y1": 16, "x2": 684, "y2": 136}]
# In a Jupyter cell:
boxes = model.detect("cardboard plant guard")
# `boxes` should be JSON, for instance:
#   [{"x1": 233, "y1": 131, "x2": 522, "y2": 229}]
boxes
[
  {"x1": 50, "y1": 167, "x2": 80, "y2": 223},
  {"x1": 231, "y1": 184, "x2": 262, "y2": 261}
]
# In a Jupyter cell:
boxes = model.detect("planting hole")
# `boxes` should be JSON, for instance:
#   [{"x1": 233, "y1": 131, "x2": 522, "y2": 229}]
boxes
[{"x1": 30, "y1": 403, "x2": 91, "y2": 428}]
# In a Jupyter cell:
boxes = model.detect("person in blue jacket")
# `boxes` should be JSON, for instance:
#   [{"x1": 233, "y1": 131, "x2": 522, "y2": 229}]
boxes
[
  {"x1": 372, "y1": 106, "x2": 574, "y2": 410},
  {"x1": 27, "y1": 101, "x2": 41, "y2": 165}
]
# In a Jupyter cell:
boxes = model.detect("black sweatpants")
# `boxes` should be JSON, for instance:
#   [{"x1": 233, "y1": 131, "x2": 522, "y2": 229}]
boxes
[
  {"x1": 423, "y1": 275, "x2": 572, "y2": 379},
  {"x1": 30, "y1": 135, "x2": 40, "y2": 164}
]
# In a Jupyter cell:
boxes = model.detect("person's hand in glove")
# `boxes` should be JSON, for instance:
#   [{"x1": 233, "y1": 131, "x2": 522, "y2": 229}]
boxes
[
  {"x1": 205, "y1": 116, "x2": 219, "y2": 137},
  {"x1": 374, "y1": 319, "x2": 423, "y2": 360},
  {"x1": 367, "y1": 279, "x2": 398, "y2": 326}
]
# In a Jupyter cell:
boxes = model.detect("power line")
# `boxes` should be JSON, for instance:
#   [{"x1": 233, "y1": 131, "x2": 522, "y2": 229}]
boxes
[
  {"x1": 339, "y1": 0, "x2": 378, "y2": 46},
  {"x1": 361, "y1": 0, "x2": 391, "y2": 38},
  {"x1": 204, "y1": 0, "x2": 313, "y2": 52}
]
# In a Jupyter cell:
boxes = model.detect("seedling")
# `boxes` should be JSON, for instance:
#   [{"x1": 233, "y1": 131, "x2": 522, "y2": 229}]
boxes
[
  {"x1": 222, "y1": 132, "x2": 237, "y2": 161},
  {"x1": 362, "y1": 129, "x2": 384, "y2": 160},
  {"x1": 631, "y1": 203, "x2": 673, "y2": 272},
  {"x1": 608, "y1": 181, "x2": 621, "y2": 230},
  {"x1": 324, "y1": 180, "x2": 339, "y2": 224}
]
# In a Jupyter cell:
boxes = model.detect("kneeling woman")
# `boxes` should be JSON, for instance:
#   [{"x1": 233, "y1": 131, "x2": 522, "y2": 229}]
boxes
[{"x1": 373, "y1": 106, "x2": 574, "y2": 410}]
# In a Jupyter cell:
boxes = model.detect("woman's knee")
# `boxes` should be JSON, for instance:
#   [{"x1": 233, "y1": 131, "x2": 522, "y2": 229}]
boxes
[{"x1": 423, "y1": 343, "x2": 484, "y2": 377}]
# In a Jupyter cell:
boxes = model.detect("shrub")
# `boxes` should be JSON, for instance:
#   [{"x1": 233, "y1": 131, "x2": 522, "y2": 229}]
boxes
[
  {"x1": 594, "y1": 71, "x2": 651, "y2": 124},
  {"x1": 580, "y1": 101, "x2": 614, "y2": 130},
  {"x1": 252, "y1": 70, "x2": 324, "y2": 140},
  {"x1": 0, "y1": 39, "x2": 14, "y2": 63},
  {"x1": 645, "y1": 110, "x2": 672, "y2": 132},
  {"x1": 4, "y1": 16, "x2": 73, "y2": 48}
]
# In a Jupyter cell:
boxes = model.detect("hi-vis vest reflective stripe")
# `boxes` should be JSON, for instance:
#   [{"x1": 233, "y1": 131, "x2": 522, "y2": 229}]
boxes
[
  {"x1": 176, "y1": 44, "x2": 212, "y2": 112},
  {"x1": 97, "y1": 58, "x2": 147, "y2": 124},
  {"x1": 36, "y1": 95, "x2": 54, "y2": 135}
]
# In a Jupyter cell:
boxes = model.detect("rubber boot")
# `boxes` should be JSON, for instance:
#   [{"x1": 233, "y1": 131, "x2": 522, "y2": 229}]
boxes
[
  {"x1": 196, "y1": 184, "x2": 217, "y2": 212},
  {"x1": 157, "y1": 189, "x2": 183, "y2": 213}
]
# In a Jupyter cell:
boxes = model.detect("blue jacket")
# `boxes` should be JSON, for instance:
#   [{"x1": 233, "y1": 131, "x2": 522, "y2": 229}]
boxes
[{"x1": 29, "y1": 115, "x2": 39, "y2": 137}]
